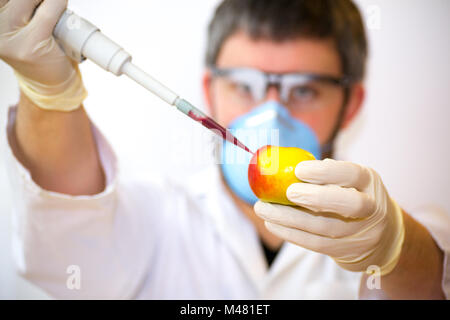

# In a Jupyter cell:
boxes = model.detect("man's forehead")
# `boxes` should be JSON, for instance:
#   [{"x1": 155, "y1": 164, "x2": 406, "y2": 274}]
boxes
[{"x1": 215, "y1": 31, "x2": 342, "y2": 76}]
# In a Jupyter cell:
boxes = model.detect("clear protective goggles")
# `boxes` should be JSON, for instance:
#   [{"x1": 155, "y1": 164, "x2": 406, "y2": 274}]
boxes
[{"x1": 210, "y1": 67, "x2": 350, "y2": 111}]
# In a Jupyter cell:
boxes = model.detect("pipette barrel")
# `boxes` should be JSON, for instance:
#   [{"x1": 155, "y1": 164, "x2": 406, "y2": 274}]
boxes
[
  {"x1": 121, "y1": 62, "x2": 179, "y2": 105},
  {"x1": 53, "y1": 10, "x2": 252, "y2": 154}
]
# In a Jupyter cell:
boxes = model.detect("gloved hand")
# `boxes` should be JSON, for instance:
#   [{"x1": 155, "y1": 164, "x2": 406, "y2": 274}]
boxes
[
  {"x1": 254, "y1": 158, "x2": 405, "y2": 276},
  {"x1": 0, "y1": 0, "x2": 87, "y2": 111}
]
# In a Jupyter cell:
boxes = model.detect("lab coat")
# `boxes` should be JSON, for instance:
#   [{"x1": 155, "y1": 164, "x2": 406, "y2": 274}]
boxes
[{"x1": 4, "y1": 106, "x2": 450, "y2": 299}]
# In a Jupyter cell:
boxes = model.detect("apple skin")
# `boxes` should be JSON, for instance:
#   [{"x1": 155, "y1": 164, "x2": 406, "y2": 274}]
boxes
[{"x1": 248, "y1": 145, "x2": 316, "y2": 205}]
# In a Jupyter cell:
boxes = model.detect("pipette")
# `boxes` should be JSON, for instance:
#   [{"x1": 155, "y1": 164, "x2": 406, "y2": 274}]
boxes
[{"x1": 53, "y1": 10, "x2": 253, "y2": 154}]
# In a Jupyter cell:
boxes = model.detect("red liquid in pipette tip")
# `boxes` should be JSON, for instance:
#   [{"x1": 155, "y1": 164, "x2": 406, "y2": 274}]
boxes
[{"x1": 188, "y1": 111, "x2": 254, "y2": 154}]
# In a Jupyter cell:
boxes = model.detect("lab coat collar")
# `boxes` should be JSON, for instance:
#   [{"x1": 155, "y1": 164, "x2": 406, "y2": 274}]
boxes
[{"x1": 185, "y1": 165, "x2": 309, "y2": 293}]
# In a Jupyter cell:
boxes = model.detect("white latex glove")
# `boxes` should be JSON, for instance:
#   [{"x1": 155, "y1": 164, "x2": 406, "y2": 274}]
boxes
[
  {"x1": 254, "y1": 158, "x2": 405, "y2": 276},
  {"x1": 0, "y1": 0, "x2": 87, "y2": 111}
]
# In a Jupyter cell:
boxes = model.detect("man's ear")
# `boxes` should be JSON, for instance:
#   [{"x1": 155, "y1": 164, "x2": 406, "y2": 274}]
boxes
[
  {"x1": 341, "y1": 82, "x2": 365, "y2": 129},
  {"x1": 202, "y1": 70, "x2": 214, "y2": 116}
]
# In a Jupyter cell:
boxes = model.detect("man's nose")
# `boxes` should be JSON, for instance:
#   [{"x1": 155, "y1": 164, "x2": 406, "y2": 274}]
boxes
[{"x1": 264, "y1": 85, "x2": 283, "y2": 103}]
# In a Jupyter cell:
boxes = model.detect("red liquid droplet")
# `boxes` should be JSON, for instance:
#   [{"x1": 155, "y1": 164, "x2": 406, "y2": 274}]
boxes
[{"x1": 188, "y1": 111, "x2": 253, "y2": 154}]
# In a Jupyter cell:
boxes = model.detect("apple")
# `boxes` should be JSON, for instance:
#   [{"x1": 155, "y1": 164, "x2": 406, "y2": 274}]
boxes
[{"x1": 248, "y1": 145, "x2": 316, "y2": 205}]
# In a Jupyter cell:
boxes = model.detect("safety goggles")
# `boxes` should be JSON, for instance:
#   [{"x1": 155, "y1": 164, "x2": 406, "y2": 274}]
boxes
[{"x1": 210, "y1": 67, "x2": 350, "y2": 111}]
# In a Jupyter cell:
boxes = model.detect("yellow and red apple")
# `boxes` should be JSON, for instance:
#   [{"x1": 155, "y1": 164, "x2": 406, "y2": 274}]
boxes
[{"x1": 248, "y1": 145, "x2": 316, "y2": 205}]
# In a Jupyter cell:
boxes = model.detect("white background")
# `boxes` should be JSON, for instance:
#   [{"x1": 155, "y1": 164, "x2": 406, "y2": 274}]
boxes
[{"x1": 0, "y1": 0, "x2": 449, "y2": 299}]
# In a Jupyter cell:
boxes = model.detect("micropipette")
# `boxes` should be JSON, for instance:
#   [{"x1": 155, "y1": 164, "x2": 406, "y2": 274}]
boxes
[{"x1": 53, "y1": 10, "x2": 253, "y2": 154}]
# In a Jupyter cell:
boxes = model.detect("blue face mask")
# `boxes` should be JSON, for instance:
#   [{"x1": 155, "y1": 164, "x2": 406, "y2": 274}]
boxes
[{"x1": 220, "y1": 101, "x2": 321, "y2": 205}]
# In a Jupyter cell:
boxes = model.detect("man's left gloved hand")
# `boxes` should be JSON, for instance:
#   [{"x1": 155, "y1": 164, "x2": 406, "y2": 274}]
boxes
[{"x1": 254, "y1": 158, "x2": 405, "y2": 276}]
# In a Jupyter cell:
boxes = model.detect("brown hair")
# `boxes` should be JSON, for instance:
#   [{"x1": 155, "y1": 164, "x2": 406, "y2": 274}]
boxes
[{"x1": 205, "y1": 0, "x2": 368, "y2": 83}]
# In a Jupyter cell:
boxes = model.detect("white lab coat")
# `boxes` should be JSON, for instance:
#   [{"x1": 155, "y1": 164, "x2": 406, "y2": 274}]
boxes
[{"x1": 4, "y1": 106, "x2": 450, "y2": 299}]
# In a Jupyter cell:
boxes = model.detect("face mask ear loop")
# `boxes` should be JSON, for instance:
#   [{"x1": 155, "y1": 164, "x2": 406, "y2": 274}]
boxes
[{"x1": 321, "y1": 86, "x2": 351, "y2": 158}]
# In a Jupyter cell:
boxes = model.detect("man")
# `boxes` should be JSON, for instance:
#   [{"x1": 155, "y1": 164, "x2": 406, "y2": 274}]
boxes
[{"x1": 1, "y1": 0, "x2": 448, "y2": 299}]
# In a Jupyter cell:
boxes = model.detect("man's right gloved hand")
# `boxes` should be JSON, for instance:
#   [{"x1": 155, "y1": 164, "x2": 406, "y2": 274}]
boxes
[{"x1": 0, "y1": 0, "x2": 87, "y2": 111}]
